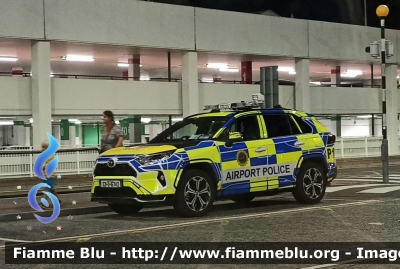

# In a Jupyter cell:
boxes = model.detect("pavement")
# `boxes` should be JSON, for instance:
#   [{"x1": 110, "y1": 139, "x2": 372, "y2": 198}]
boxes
[
  {"x1": 0, "y1": 174, "x2": 92, "y2": 198},
  {"x1": 2, "y1": 163, "x2": 400, "y2": 268}
]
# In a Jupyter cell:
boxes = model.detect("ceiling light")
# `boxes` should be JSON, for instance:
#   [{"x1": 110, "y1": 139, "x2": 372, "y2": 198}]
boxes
[
  {"x1": 115, "y1": 120, "x2": 120, "y2": 124},
  {"x1": 0, "y1": 57, "x2": 18, "y2": 62},
  {"x1": 288, "y1": 70, "x2": 296, "y2": 74},
  {"x1": 201, "y1": 78, "x2": 214, "y2": 83},
  {"x1": 277, "y1": 67, "x2": 294, "y2": 72},
  {"x1": 207, "y1": 63, "x2": 229, "y2": 69},
  {"x1": 140, "y1": 76, "x2": 150, "y2": 81},
  {"x1": 141, "y1": 117, "x2": 152, "y2": 123},
  {"x1": 29, "y1": 118, "x2": 33, "y2": 124},
  {"x1": 357, "y1": 115, "x2": 372, "y2": 119},
  {"x1": 64, "y1": 55, "x2": 95, "y2": 62},
  {"x1": 172, "y1": 118, "x2": 183, "y2": 122},
  {"x1": 310, "y1": 82, "x2": 321, "y2": 85},
  {"x1": 341, "y1": 70, "x2": 363, "y2": 78},
  {"x1": 219, "y1": 68, "x2": 239, "y2": 72},
  {"x1": 0, "y1": 121, "x2": 14, "y2": 125},
  {"x1": 118, "y1": 63, "x2": 142, "y2": 67}
]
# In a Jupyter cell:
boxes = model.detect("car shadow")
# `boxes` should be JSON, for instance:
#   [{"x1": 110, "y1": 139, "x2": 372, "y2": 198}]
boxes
[{"x1": 94, "y1": 196, "x2": 301, "y2": 221}]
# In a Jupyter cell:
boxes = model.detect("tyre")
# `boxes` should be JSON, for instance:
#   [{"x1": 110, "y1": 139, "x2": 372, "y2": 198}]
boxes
[
  {"x1": 231, "y1": 193, "x2": 255, "y2": 204},
  {"x1": 292, "y1": 162, "x2": 327, "y2": 204},
  {"x1": 108, "y1": 203, "x2": 144, "y2": 215},
  {"x1": 173, "y1": 169, "x2": 215, "y2": 217}
]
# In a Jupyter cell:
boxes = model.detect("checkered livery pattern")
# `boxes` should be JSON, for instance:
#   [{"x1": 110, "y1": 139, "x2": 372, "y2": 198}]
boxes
[{"x1": 91, "y1": 109, "x2": 337, "y2": 198}]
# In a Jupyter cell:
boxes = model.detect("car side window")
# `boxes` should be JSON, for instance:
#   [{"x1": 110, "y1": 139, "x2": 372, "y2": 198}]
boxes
[
  {"x1": 263, "y1": 114, "x2": 300, "y2": 138},
  {"x1": 292, "y1": 115, "x2": 312, "y2": 134},
  {"x1": 221, "y1": 115, "x2": 261, "y2": 141}
]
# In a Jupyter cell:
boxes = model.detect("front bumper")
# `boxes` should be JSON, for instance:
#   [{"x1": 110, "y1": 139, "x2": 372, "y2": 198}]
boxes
[{"x1": 90, "y1": 180, "x2": 174, "y2": 204}]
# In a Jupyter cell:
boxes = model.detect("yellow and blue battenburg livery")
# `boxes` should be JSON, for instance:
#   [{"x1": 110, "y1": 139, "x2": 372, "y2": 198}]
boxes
[{"x1": 91, "y1": 102, "x2": 337, "y2": 217}]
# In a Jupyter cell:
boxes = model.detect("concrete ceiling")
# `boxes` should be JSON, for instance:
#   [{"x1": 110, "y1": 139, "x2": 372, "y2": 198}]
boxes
[{"x1": 0, "y1": 38, "x2": 396, "y2": 83}]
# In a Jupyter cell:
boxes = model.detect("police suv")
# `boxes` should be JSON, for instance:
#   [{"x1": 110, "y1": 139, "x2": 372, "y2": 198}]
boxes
[{"x1": 91, "y1": 101, "x2": 337, "y2": 217}]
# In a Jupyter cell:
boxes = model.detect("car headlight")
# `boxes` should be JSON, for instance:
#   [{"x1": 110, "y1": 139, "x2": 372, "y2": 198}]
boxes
[{"x1": 135, "y1": 150, "x2": 175, "y2": 165}]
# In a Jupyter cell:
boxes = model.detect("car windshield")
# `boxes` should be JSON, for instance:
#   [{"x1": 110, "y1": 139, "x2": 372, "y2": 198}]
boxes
[{"x1": 149, "y1": 116, "x2": 228, "y2": 143}]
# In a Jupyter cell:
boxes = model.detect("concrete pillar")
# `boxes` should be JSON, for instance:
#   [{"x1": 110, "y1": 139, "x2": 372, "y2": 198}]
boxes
[
  {"x1": 31, "y1": 41, "x2": 51, "y2": 149},
  {"x1": 148, "y1": 124, "x2": 163, "y2": 140},
  {"x1": 330, "y1": 66, "x2": 340, "y2": 87},
  {"x1": 11, "y1": 121, "x2": 25, "y2": 146},
  {"x1": 77, "y1": 124, "x2": 83, "y2": 147},
  {"x1": 25, "y1": 125, "x2": 31, "y2": 146},
  {"x1": 331, "y1": 115, "x2": 341, "y2": 137},
  {"x1": 182, "y1": 51, "x2": 199, "y2": 117},
  {"x1": 128, "y1": 56, "x2": 140, "y2": 81},
  {"x1": 69, "y1": 124, "x2": 76, "y2": 146},
  {"x1": 128, "y1": 116, "x2": 142, "y2": 143},
  {"x1": 241, "y1": 61, "x2": 252, "y2": 84},
  {"x1": 52, "y1": 124, "x2": 61, "y2": 142},
  {"x1": 386, "y1": 64, "x2": 399, "y2": 155},
  {"x1": 294, "y1": 58, "x2": 310, "y2": 112}
]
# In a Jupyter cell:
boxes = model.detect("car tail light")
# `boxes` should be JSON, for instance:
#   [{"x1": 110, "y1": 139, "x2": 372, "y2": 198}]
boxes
[{"x1": 328, "y1": 134, "x2": 336, "y2": 144}]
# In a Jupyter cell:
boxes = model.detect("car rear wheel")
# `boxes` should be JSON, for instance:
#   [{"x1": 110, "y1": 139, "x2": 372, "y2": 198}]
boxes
[
  {"x1": 108, "y1": 203, "x2": 144, "y2": 215},
  {"x1": 292, "y1": 162, "x2": 327, "y2": 204},
  {"x1": 173, "y1": 169, "x2": 215, "y2": 217}
]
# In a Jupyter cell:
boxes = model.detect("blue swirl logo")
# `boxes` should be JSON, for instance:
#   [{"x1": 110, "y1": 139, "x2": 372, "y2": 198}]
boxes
[{"x1": 28, "y1": 133, "x2": 61, "y2": 224}]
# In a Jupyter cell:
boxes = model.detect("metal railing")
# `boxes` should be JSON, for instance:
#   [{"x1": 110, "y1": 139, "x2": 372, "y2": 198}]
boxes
[
  {"x1": 0, "y1": 72, "x2": 385, "y2": 88},
  {"x1": 1, "y1": 137, "x2": 399, "y2": 179},
  {"x1": 0, "y1": 147, "x2": 98, "y2": 179}
]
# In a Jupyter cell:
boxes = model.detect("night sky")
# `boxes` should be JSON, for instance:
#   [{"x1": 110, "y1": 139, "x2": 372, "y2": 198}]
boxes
[{"x1": 152, "y1": 0, "x2": 400, "y2": 30}]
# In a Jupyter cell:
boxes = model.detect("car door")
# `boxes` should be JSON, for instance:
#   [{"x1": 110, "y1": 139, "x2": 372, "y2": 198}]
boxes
[
  {"x1": 261, "y1": 113, "x2": 309, "y2": 190},
  {"x1": 217, "y1": 114, "x2": 269, "y2": 196}
]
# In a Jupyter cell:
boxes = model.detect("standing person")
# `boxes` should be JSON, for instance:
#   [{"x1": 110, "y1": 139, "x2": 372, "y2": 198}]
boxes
[
  {"x1": 39, "y1": 140, "x2": 61, "y2": 209},
  {"x1": 99, "y1": 110, "x2": 124, "y2": 154}
]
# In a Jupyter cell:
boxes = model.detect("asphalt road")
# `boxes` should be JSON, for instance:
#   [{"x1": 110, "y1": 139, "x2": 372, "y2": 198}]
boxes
[{"x1": 2, "y1": 167, "x2": 400, "y2": 269}]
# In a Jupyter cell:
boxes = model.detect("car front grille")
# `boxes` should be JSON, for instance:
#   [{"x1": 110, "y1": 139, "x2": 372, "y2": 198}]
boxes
[
  {"x1": 93, "y1": 163, "x2": 137, "y2": 177},
  {"x1": 92, "y1": 186, "x2": 137, "y2": 198}
]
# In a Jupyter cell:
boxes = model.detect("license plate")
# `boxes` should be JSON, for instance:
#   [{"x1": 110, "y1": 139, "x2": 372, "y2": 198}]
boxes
[{"x1": 100, "y1": 180, "x2": 122, "y2": 188}]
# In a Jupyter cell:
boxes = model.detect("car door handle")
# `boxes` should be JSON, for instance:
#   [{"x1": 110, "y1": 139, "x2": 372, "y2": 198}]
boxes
[
  {"x1": 255, "y1": 147, "x2": 267, "y2": 153},
  {"x1": 294, "y1": 141, "x2": 304, "y2": 147}
]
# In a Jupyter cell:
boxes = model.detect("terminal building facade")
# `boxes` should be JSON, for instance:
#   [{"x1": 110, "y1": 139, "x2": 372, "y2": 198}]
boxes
[{"x1": 0, "y1": 0, "x2": 399, "y2": 155}]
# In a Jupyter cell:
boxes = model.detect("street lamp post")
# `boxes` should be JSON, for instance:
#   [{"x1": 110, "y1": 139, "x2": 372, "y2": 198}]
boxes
[
  {"x1": 377, "y1": 5, "x2": 390, "y2": 183},
  {"x1": 366, "y1": 5, "x2": 394, "y2": 183}
]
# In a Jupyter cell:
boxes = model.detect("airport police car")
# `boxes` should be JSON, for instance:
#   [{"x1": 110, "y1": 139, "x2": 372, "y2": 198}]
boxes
[{"x1": 91, "y1": 99, "x2": 337, "y2": 217}]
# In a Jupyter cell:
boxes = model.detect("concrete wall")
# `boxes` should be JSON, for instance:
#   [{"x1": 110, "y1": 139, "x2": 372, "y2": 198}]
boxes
[
  {"x1": 0, "y1": 77, "x2": 31, "y2": 115},
  {"x1": 0, "y1": 77, "x2": 393, "y2": 116},
  {"x1": 51, "y1": 78, "x2": 182, "y2": 115},
  {"x1": 195, "y1": 8, "x2": 308, "y2": 57},
  {"x1": 309, "y1": 87, "x2": 381, "y2": 114},
  {"x1": 44, "y1": 0, "x2": 195, "y2": 50},
  {"x1": 0, "y1": 0, "x2": 45, "y2": 39},
  {"x1": 0, "y1": 1, "x2": 400, "y2": 63}
]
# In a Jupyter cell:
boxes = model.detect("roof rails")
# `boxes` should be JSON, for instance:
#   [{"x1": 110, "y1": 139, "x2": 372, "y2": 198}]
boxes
[{"x1": 204, "y1": 101, "x2": 294, "y2": 113}]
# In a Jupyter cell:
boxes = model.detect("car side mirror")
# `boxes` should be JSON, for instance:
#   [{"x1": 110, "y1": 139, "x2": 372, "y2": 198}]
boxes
[{"x1": 225, "y1": 132, "x2": 243, "y2": 147}]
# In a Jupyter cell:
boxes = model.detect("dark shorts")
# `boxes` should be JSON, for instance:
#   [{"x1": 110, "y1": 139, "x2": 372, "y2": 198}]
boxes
[{"x1": 43, "y1": 178, "x2": 55, "y2": 191}]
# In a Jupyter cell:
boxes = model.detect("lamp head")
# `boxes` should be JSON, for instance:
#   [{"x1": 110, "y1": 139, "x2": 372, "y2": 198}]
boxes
[{"x1": 376, "y1": 5, "x2": 389, "y2": 18}]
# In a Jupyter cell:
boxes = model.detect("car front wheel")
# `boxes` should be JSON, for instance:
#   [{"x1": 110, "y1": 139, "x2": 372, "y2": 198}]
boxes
[
  {"x1": 292, "y1": 162, "x2": 327, "y2": 204},
  {"x1": 173, "y1": 169, "x2": 215, "y2": 217}
]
